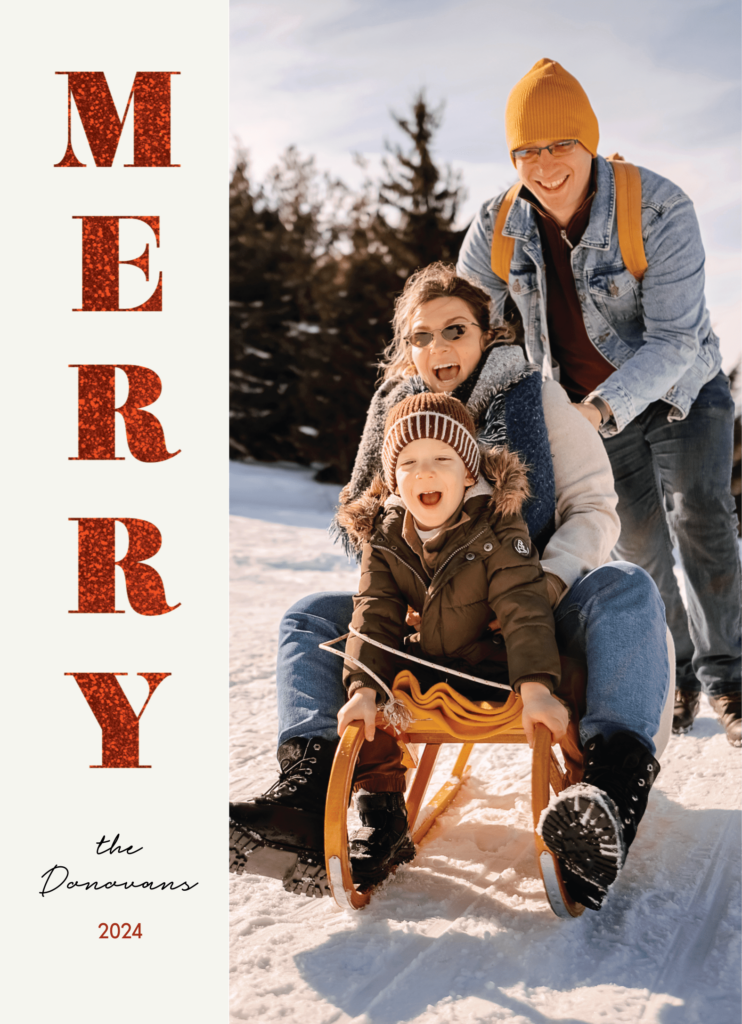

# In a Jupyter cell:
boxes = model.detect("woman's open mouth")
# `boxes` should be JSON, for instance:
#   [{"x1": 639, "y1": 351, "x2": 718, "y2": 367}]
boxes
[
  {"x1": 434, "y1": 362, "x2": 460, "y2": 383},
  {"x1": 418, "y1": 491, "x2": 442, "y2": 507}
]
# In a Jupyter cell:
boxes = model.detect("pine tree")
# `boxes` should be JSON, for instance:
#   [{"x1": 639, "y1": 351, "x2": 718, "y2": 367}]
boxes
[
  {"x1": 372, "y1": 92, "x2": 468, "y2": 278},
  {"x1": 229, "y1": 95, "x2": 469, "y2": 481},
  {"x1": 229, "y1": 148, "x2": 337, "y2": 464},
  {"x1": 299, "y1": 93, "x2": 469, "y2": 480}
]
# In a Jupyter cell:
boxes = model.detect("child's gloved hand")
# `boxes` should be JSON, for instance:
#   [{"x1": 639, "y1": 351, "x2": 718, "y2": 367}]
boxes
[
  {"x1": 337, "y1": 688, "x2": 378, "y2": 742},
  {"x1": 519, "y1": 680, "x2": 569, "y2": 747}
]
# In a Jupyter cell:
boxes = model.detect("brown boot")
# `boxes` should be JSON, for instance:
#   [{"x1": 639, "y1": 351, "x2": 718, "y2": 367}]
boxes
[
  {"x1": 708, "y1": 694, "x2": 742, "y2": 748},
  {"x1": 672, "y1": 689, "x2": 701, "y2": 734}
]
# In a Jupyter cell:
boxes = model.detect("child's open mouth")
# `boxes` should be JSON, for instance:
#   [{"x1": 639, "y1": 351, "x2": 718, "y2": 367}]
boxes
[
  {"x1": 434, "y1": 363, "x2": 460, "y2": 383},
  {"x1": 418, "y1": 491, "x2": 442, "y2": 507}
]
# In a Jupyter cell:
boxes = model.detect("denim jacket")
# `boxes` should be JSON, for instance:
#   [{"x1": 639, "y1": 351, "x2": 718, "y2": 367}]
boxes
[{"x1": 457, "y1": 156, "x2": 721, "y2": 435}]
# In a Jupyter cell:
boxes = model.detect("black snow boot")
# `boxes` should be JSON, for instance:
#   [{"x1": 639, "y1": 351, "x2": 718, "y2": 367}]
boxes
[
  {"x1": 229, "y1": 736, "x2": 338, "y2": 898},
  {"x1": 539, "y1": 732, "x2": 660, "y2": 911},
  {"x1": 348, "y1": 791, "x2": 416, "y2": 888}
]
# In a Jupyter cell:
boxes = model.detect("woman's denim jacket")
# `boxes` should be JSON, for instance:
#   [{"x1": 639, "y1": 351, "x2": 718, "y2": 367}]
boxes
[{"x1": 457, "y1": 155, "x2": 721, "y2": 436}]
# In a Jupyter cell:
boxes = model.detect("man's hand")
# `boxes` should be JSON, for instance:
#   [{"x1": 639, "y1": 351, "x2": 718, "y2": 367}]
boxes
[
  {"x1": 337, "y1": 687, "x2": 378, "y2": 742},
  {"x1": 519, "y1": 680, "x2": 569, "y2": 747},
  {"x1": 571, "y1": 401, "x2": 601, "y2": 431}
]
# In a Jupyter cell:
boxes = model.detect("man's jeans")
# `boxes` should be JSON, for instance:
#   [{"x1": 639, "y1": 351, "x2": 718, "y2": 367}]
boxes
[
  {"x1": 275, "y1": 562, "x2": 670, "y2": 756},
  {"x1": 604, "y1": 371, "x2": 741, "y2": 697}
]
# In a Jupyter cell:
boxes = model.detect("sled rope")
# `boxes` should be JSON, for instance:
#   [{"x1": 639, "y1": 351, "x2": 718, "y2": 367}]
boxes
[
  {"x1": 320, "y1": 626, "x2": 512, "y2": 711},
  {"x1": 318, "y1": 634, "x2": 413, "y2": 731},
  {"x1": 347, "y1": 626, "x2": 512, "y2": 692}
]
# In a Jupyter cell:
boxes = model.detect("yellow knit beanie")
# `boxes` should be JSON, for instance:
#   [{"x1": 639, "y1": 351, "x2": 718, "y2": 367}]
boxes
[{"x1": 505, "y1": 59, "x2": 599, "y2": 164}]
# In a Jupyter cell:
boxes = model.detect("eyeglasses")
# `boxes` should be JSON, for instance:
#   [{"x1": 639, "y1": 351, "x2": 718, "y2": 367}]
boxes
[
  {"x1": 512, "y1": 139, "x2": 579, "y2": 162},
  {"x1": 407, "y1": 321, "x2": 480, "y2": 349}
]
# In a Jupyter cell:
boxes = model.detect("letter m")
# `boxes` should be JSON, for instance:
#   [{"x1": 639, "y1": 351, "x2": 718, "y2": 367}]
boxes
[{"x1": 55, "y1": 72, "x2": 180, "y2": 168}]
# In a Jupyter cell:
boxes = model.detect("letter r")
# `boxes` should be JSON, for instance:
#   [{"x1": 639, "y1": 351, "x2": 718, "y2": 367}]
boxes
[
  {"x1": 70, "y1": 364, "x2": 180, "y2": 462},
  {"x1": 70, "y1": 517, "x2": 180, "y2": 615}
]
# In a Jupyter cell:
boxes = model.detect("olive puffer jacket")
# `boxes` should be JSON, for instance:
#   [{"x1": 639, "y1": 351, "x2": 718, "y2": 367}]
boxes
[{"x1": 338, "y1": 448, "x2": 561, "y2": 701}]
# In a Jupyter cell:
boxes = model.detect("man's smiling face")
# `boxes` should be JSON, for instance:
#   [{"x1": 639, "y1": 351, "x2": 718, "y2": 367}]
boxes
[
  {"x1": 515, "y1": 139, "x2": 593, "y2": 227},
  {"x1": 408, "y1": 296, "x2": 486, "y2": 393}
]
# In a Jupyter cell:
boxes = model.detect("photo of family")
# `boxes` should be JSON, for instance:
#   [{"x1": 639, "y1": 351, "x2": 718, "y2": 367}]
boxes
[{"x1": 227, "y1": 4, "x2": 741, "y2": 1022}]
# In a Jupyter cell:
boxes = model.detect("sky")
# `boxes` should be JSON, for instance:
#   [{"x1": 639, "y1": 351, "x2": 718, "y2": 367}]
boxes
[{"x1": 230, "y1": 0, "x2": 741, "y2": 371}]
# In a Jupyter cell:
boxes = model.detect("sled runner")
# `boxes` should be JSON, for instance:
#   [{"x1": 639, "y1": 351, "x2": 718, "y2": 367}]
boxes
[{"x1": 323, "y1": 663, "x2": 586, "y2": 919}]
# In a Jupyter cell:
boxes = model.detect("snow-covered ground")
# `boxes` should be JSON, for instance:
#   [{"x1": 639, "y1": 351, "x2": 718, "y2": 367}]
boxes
[{"x1": 229, "y1": 461, "x2": 741, "y2": 1024}]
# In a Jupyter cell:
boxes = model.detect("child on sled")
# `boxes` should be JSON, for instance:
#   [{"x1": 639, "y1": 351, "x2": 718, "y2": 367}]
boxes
[
  {"x1": 333, "y1": 389, "x2": 659, "y2": 910},
  {"x1": 231, "y1": 267, "x2": 666, "y2": 910}
]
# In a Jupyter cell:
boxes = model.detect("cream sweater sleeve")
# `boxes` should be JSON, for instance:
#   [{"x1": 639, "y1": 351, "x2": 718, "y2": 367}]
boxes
[{"x1": 540, "y1": 378, "x2": 620, "y2": 592}]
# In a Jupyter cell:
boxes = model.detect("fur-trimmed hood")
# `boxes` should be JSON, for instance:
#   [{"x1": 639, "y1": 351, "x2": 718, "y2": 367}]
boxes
[{"x1": 336, "y1": 446, "x2": 530, "y2": 551}]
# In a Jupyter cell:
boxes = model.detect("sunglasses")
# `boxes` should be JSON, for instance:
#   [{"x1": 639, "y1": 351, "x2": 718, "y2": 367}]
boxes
[{"x1": 407, "y1": 321, "x2": 480, "y2": 349}]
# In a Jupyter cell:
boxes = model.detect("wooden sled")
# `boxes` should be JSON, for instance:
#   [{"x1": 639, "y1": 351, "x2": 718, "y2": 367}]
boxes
[{"x1": 324, "y1": 687, "x2": 585, "y2": 919}]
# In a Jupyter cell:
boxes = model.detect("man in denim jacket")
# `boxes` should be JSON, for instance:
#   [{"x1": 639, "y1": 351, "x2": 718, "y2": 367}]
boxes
[{"x1": 458, "y1": 58, "x2": 740, "y2": 744}]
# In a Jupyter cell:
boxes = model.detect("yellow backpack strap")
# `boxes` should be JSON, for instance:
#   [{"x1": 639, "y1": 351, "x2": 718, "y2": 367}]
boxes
[
  {"x1": 607, "y1": 155, "x2": 647, "y2": 281},
  {"x1": 490, "y1": 183, "x2": 521, "y2": 282}
]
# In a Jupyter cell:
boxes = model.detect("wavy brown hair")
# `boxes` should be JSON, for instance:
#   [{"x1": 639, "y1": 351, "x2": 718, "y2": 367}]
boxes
[{"x1": 379, "y1": 262, "x2": 515, "y2": 381}]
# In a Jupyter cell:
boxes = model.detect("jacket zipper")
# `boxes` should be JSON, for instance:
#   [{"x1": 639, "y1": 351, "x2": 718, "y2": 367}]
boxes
[
  {"x1": 430, "y1": 528, "x2": 489, "y2": 588},
  {"x1": 374, "y1": 526, "x2": 489, "y2": 599},
  {"x1": 371, "y1": 544, "x2": 429, "y2": 593}
]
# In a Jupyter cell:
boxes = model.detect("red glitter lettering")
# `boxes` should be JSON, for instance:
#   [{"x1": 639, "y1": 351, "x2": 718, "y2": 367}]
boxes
[
  {"x1": 70, "y1": 364, "x2": 180, "y2": 462},
  {"x1": 74, "y1": 215, "x2": 162, "y2": 312},
  {"x1": 55, "y1": 72, "x2": 180, "y2": 168},
  {"x1": 65, "y1": 672, "x2": 171, "y2": 767},
  {"x1": 70, "y1": 518, "x2": 180, "y2": 616}
]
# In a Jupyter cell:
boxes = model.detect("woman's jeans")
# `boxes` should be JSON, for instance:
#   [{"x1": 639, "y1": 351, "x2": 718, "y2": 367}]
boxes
[
  {"x1": 274, "y1": 562, "x2": 670, "y2": 757},
  {"x1": 603, "y1": 371, "x2": 741, "y2": 698}
]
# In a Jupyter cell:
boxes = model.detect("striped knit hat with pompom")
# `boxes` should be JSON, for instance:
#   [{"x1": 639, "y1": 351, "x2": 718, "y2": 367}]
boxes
[{"x1": 382, "y1": 392, "x2": 480, "y2": 491}]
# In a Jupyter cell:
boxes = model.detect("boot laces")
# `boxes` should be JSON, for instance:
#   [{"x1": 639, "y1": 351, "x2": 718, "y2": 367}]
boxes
[
  {"x1": 584, "y1": 759, "x2": 649, "y2": 821},
  {"x1": 265, "y1": 755, "x2": 317, "y2": 798}
]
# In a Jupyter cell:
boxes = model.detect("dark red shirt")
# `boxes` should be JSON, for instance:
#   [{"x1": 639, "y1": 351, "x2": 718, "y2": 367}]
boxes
[{"x1": 520, "y1": 166, "x2": 615, "y2": 397}]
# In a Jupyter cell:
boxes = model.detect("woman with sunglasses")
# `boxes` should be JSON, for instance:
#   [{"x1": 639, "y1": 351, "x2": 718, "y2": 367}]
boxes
[{"x1": 230, "y1": 262, "x2": 672, "y2": 908}]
